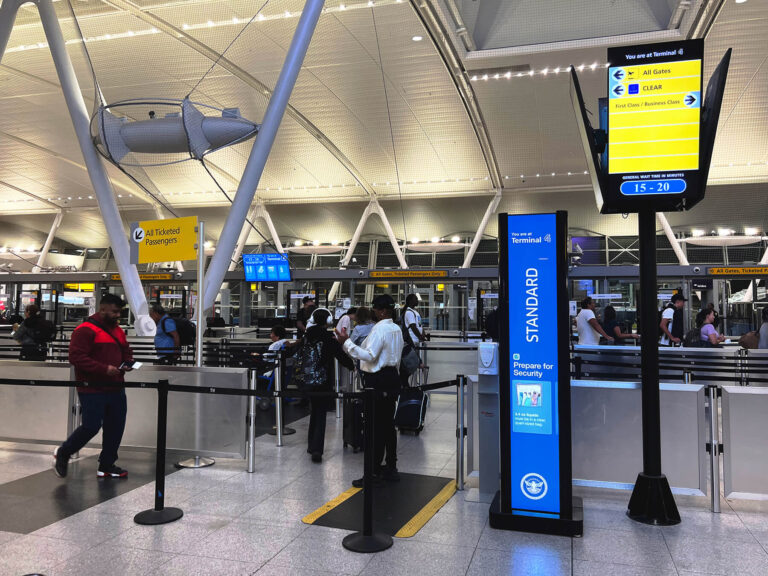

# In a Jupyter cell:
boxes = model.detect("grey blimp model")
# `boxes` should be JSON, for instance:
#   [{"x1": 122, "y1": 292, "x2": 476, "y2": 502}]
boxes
[{"x1": 93, "y1": 98, "x2": 260, "y2": 163}]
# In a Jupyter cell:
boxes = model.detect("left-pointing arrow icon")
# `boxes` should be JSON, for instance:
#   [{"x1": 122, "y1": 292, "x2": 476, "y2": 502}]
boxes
[
  {"x1": 612, "y1": 84, "x2": 624, "y2": 96},
  {"x1": 612, "y1": 69, "x2": 625, "y2": 81},
  {"x1": 133, "y1": 227, "x2": 145, "y2": 243}
]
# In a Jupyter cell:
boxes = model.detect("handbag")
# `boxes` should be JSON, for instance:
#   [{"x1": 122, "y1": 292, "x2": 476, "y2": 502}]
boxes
[
  {"x1": 739, "y1": 331, "x2": 759, "y2": 350},
  {"x1": 400, "y1": 343, "x2": 420, "y2": 377}
]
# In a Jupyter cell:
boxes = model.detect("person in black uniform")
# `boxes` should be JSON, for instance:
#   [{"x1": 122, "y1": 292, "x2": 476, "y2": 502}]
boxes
[
  {"x1": 301, "y1": 308, "x2": 353, "y2": 462},
  {"x1": 295, "y1": 295, "x2": 315, "y2": 339}
]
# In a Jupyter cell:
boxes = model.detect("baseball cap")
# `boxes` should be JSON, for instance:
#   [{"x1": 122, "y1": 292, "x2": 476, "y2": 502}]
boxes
[
  {"x1": 371, "y1": 294, "x2": 396, "y2": 310},
  {"x1": 670, "y1": 293, "x2": 688, "y2": 303}
]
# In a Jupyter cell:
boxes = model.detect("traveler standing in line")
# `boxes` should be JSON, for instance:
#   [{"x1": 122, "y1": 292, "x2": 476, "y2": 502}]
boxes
[
  {"x1": 338, "y1": 294, "x2": 404, "y2": 486},
  {"x1": 335, "y1": 307, "x2": 357, "y2": 341},
  {"x1": 149, "y1": 304, "x2": 180, "y2": 365},
  {"x1": 295, "y1": 295, "x2": 315, "y2": 339},
  {"x1": 295, "y1": 308, "x2": 353, "y2": 462},
  {"x1": 13, "y1": 304, "x2": 55, "y2": 361},
  {"x1": 698, "y1": 308, "x2": 726, "y2": 347},
  {"x1": 402, "y1": 294, "x2": 426, "y2": 345},
  {"x1": 601, "y1": 305, "x2": 640, "y2": 345},
  {"x1": 660, "y1": 294, "x2": 687, "y2": 346},
  {"x1": 53, "y1": 294, "x2": 134, "y2": 479},
  {"x1": 576, "y1": 297, "x2": 613, "y2": 345},
  {"x1": 759, "y1": 308, "x2": 768, "y2": 349},
  {"x1": 350, "y1": 307, "x2": 374, "y2": 346}
]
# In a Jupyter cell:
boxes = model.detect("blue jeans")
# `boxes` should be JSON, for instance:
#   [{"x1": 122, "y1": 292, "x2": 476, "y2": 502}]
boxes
[{"x1": 60, "y1": 391, "x2": 127, "y2": 468}]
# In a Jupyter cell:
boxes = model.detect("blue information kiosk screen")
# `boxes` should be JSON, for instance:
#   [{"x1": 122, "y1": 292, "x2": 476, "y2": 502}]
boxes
[
  {"x1": 243, "y1": 254, "x2": 291, "y2": 282},
  {"x1": 505, "y1": 213, "x2": 560, "y2": 514}
]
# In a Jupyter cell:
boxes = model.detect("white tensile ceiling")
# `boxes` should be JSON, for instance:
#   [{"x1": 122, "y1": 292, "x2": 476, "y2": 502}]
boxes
[{"x1": 0, "y1": 0, "x2": 765, "y2": 252}]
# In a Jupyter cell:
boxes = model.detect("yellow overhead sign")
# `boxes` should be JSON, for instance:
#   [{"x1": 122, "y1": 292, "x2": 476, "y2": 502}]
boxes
[
  {"x1": 130, "y1": 216, "x2": 198, "y2": 264},
  {"x1": 64, "y1": 283, "x2": 95, "y2": 291},
  {"x1": 608, "y1": 59, "x2": 702, "y2": 175},
  {"x1": 110, "y1": 273, "x2": 174, "y2": 281},
  {"x1": 709, "y1": 266, "x2": 768, "y2": 277},
  {"x1": 369, "y1": 270, "x2": 448, "y2": 279}
]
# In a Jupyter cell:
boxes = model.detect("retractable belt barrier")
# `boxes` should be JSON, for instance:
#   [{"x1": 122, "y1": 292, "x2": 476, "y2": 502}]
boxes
[{"x1": 0, "y1": 370, "x2": 463, "y2": 538}]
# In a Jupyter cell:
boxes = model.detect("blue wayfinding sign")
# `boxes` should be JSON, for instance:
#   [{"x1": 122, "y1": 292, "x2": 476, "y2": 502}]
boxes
[
  {"x1": 491, "y1": 211, "x2": 581, "y2": 536},
  {"x1": 506, "y1": 213, "x2": 561, "y2": 514}
]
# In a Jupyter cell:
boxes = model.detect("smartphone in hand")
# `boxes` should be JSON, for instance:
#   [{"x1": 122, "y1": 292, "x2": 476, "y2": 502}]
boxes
[{"x1": 119, "y1": 360, "x2": 143, "y2": 371}]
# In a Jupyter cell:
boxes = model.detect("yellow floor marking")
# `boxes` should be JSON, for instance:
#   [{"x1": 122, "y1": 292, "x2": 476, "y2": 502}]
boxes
[
  {"x1": 302, "y1": 486, "x2": 362, "y2": 524},
  {"x1": 394, "y1": 480, "x2": 457, "y2": 538}
]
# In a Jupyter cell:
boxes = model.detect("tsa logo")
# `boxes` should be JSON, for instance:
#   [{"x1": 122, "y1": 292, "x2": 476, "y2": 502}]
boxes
[
  {"x1": 513, "y1": 353, "x2": 520, "y2": 361},
  {"x1": 521, "y1": 473, "x2": 548, "y2": 500}
]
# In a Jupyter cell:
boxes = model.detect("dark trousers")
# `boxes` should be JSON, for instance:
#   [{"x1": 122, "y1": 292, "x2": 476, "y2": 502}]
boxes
[
  {"x1": 308, "y1": 395, "x2": 333, "y2": 455},
  {"x1": 364, "y1": 366, "x2": 399, "y2": 471},
  {"x1": 60, "y1": 391, "x2": 127, "y2": 468}
]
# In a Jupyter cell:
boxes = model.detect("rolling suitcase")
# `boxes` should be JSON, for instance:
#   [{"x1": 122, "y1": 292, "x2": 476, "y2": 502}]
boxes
[
  {"x1": 394, "y1": 387, "x2": 428, "y2": 435},
  {"x1": 343, "y1": 398, "x2": 364, "y2": 452}
]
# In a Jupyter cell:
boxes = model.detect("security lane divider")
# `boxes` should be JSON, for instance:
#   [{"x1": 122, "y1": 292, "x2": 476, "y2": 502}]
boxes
[{"x1": 0, "y1": 373, "x2": 463, "y2": 537}]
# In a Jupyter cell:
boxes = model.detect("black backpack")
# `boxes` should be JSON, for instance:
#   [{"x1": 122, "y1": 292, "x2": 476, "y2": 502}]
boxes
[
  {"x1": 293, "y1": 339, "x2": 326, "y2": 389},
  {"x1": 32, "y1": 319, "x2": 57, "y2": 345},
  {"x1": 163, "y1": 316, "x2": 196, "y2": 346},
  {"x1": 683, "y1": 328, "x2": 700, "y2": 348}
]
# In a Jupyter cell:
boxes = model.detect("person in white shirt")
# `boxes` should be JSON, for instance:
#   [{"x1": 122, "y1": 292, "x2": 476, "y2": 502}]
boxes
[
  {"x1": 576, "y1": 297, "x2": 613, "y2": 346},
  {"x1": 338, "y1": 294, "x2": 403, "y2": 486},
  {"x1": 334, "y1": 307, "x2": 357, "y2": 341},
  {"x1": 403, "y1": 294, "x2": 425, "y2": 345},
  {"x1": 659, "y1": 294, "x2": 686, "y2": 346}
]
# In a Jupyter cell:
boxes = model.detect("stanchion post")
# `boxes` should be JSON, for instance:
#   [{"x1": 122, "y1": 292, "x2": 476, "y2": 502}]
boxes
[
  {"x1": 456, "y1": 374, "x2": 465, "y2": 491},
  {"x1": 67, "y1": 386, "x2": 82, "y2": 460},
  {"x1": 247, "y1": 369, "x2": 257, "y2": 473},
  {"x1": 342, "y1": 387, "x2": 393, "y2": 553},
  {"x1": 135, "y1": 380, "x2": 183, "y2": 525},
  {"x1": 335, "y1": 358, "x2": 341, "y2": 419},
  {"x1": 708, "y1": 385, "x2": 721, "y2": 513},
  {"x1": 275, "y1": 354, "x2": 284, "y2": 447}
]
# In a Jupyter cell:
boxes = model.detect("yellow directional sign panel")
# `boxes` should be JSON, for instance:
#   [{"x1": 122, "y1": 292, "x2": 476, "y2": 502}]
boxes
[
  {"x1": 709, "y1": 266, "x2": 768, "y2": 277},
  {"x1": 129, "y1": 216, "x2": 198, "y2": 264},
  {"x1": 369, "y1": 270, "x2": 448, "y2": 279},
  {"x1": 609, "y1": 59, "x2": 702, "y2": 175},
  {"x1": 110, "y1": 273, "x2": 174, "y2": 281}
]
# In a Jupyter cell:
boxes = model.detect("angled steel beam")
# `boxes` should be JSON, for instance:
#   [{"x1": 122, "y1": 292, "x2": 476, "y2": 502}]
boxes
[
  {"x1": 32, "y1": 210, "x2": 64, "y2": 272},
  {"x1": 203, "y1": 0, "x2": 326, "y2": 311},
  {"x1": 462, "y1": 191, "x2": 501, "y2": 268}
]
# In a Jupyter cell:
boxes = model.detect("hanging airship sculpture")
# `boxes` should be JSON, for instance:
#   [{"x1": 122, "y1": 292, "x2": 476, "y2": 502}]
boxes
[{"x1": 91, "y1": 98, "x2": 259, "y2": 165}]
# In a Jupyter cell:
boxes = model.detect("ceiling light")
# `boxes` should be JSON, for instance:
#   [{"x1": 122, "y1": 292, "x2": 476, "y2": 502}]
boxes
[
  {"x1": 717, "y1": 228, "x2": 733, "y2": 237},
  {"x1": 207, "y1": 20, "x2": 214, "y2": 27},
  {"x1": 745, "y1": 227, "x2": 759, "y2": 236},
  {"x1": 431, "y1": 237, "x2": 439, "y2": 243},
  {"x1": 528, "y1": 70, "x2": 534, "y2": 76},
  {"x1": 285, "y1": 10, "x2": 291, "y2": 17},
  {"x1": 583, "y1": 170, "x2": 588, "y2": 174},
  {"x1": 411, "y1": 237, "x2": 419, "y2": 243},
  {"x1": 735, "y1": 0, "x2": 748, "y2": 4},
  {"x1": 551, "y1": 172, "x2": 555, "y2": 176},
  {"x1": 578, "y1": 64, "x2": 585, "y2": 71},
  {"x1": 331, "y1": 240, "x2": 339, "y2": 246},
  {"x1": 312, "y1": 240, "x2": 320, "y2": 246},
  {"x1": 536, "y1": 173, "x2": 540, "y2": 177},
  {"x1": 451, "y1": 236, "x2": 461, "y2": 243},
  {"x1": 590, "y1": 62, "x2": 598, "y2": 70},
  {"x1": 127, "y1": 30, "x2": 135, "y2": 37},
  {"x1": 368, "y1": 0, "x2": 374, "y2": 5},
  {"x1": 204, "y1": 241, "x2": 213, "y2": 248},
  {"x1": 294, "y1": 240, "x2": 303, "y2": 247},
  {"x1": 258, "y1": 13, "x2": 265, "y2": 21},
  {"x1": 15, "y1": 247, "x2": 22, "y2": 252},
  {"x1": 541, "y1": 68, "x2": 548, "y2": 75},
  {"x1": 340, "y1": 3, "x2": 346, "y2": 10}
]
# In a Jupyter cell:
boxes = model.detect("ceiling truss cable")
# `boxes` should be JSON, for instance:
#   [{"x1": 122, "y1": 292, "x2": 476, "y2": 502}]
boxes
[
  {"x1": 103, "y1": 0, "x2": 378, "y2": 199},
  {"x1": 409, "y1": 0, "x2": 503, "y2": 191},
  {"x1": 371, "y1": 7, "x2": 408, "y2": 249}
]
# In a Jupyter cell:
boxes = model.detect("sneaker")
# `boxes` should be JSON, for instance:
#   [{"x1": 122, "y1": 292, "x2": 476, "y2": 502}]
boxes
[
  {"x1": 53, "y1": 447, "x2": 68, "y2": 478},
  {"x1": 352, "y1": 474, "x2": 382, "y2": 488},
  {"x1": 97, "y1": 465, "x2": 128, "y2": 478},
  {"x1": 311, "y1": 452, "x2": 322, "y2": 463},
  {"x1": 381, "y1": 467, "x2": 401, "y2": 482}
]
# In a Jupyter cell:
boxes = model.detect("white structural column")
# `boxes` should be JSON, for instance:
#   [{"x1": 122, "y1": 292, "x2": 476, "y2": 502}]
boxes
[
  {"x1": 153, "y1": 204, "x2": 185, "y2": 272},
  {"x1": 327, "y1": 200, "x2": 408, "y2": 302},
  {"x1": 33, "y1": 210, "x2": 63, "y2": 273},
  {"x1": 32, "y1": 0, "x2": 154, "y2": 335},
  {"x1": 462, "y1": 191, "x2": 502, "y2": 268},
  {"x1": 657, "y1": 213, "x2": 689, "y2": 266},
  {"x1": 742, "y1": 246, "x2": 768, "y2": 304},
  {"x1": 204, "y1": 0, "x2": 325, "y2": 311},
  {"x1": 228, "y1": 203, "x2": 285, "y2": 273},
  {"x1": 0, "y1": 1, "x2": 20, "y2": 59}
]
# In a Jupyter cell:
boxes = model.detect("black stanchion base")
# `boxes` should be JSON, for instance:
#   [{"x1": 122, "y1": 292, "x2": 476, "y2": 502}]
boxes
[
  {"x1": 489, "y1": 492, "x2": 583, "y2": 537},
  {"x1": 627, "y1": 473, "x2": 680, "y2": 526},
  {"x1": 134, "y1": 507, "x2": 184, "y2": 525},
  {"x1": 268, "y1": 426, "x2": 296, "y2": 436},
  {"x1": 342, "y1": 531, "x2": 393, "y2": 553}
]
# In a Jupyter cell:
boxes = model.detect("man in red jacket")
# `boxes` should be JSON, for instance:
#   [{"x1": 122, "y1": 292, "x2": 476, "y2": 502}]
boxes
[{"x1": 54, "y1": 294, "x2": 134, "y2": 479}]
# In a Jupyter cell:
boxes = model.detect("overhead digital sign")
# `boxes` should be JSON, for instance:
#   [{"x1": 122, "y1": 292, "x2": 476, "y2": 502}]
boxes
[
  {"x1": 491, "y1": 212, "x2": 581, "y2": 536},
  {"x1": 607, "y1": 40, "x2": 703, "y2": 200},
  {"x1": 243, "y1": 253, "x2": 291, "y2": 282}
]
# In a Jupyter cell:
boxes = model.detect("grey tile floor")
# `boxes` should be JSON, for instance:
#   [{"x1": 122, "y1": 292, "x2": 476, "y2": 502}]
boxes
[{"x1": 0, "y1": 394, "x2": 767, "y2": 575}]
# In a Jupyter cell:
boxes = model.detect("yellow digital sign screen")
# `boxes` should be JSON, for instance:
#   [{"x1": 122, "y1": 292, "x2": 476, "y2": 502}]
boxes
[{"x1": 608, "y1": 59, "x2": 701, "y2": 175}]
